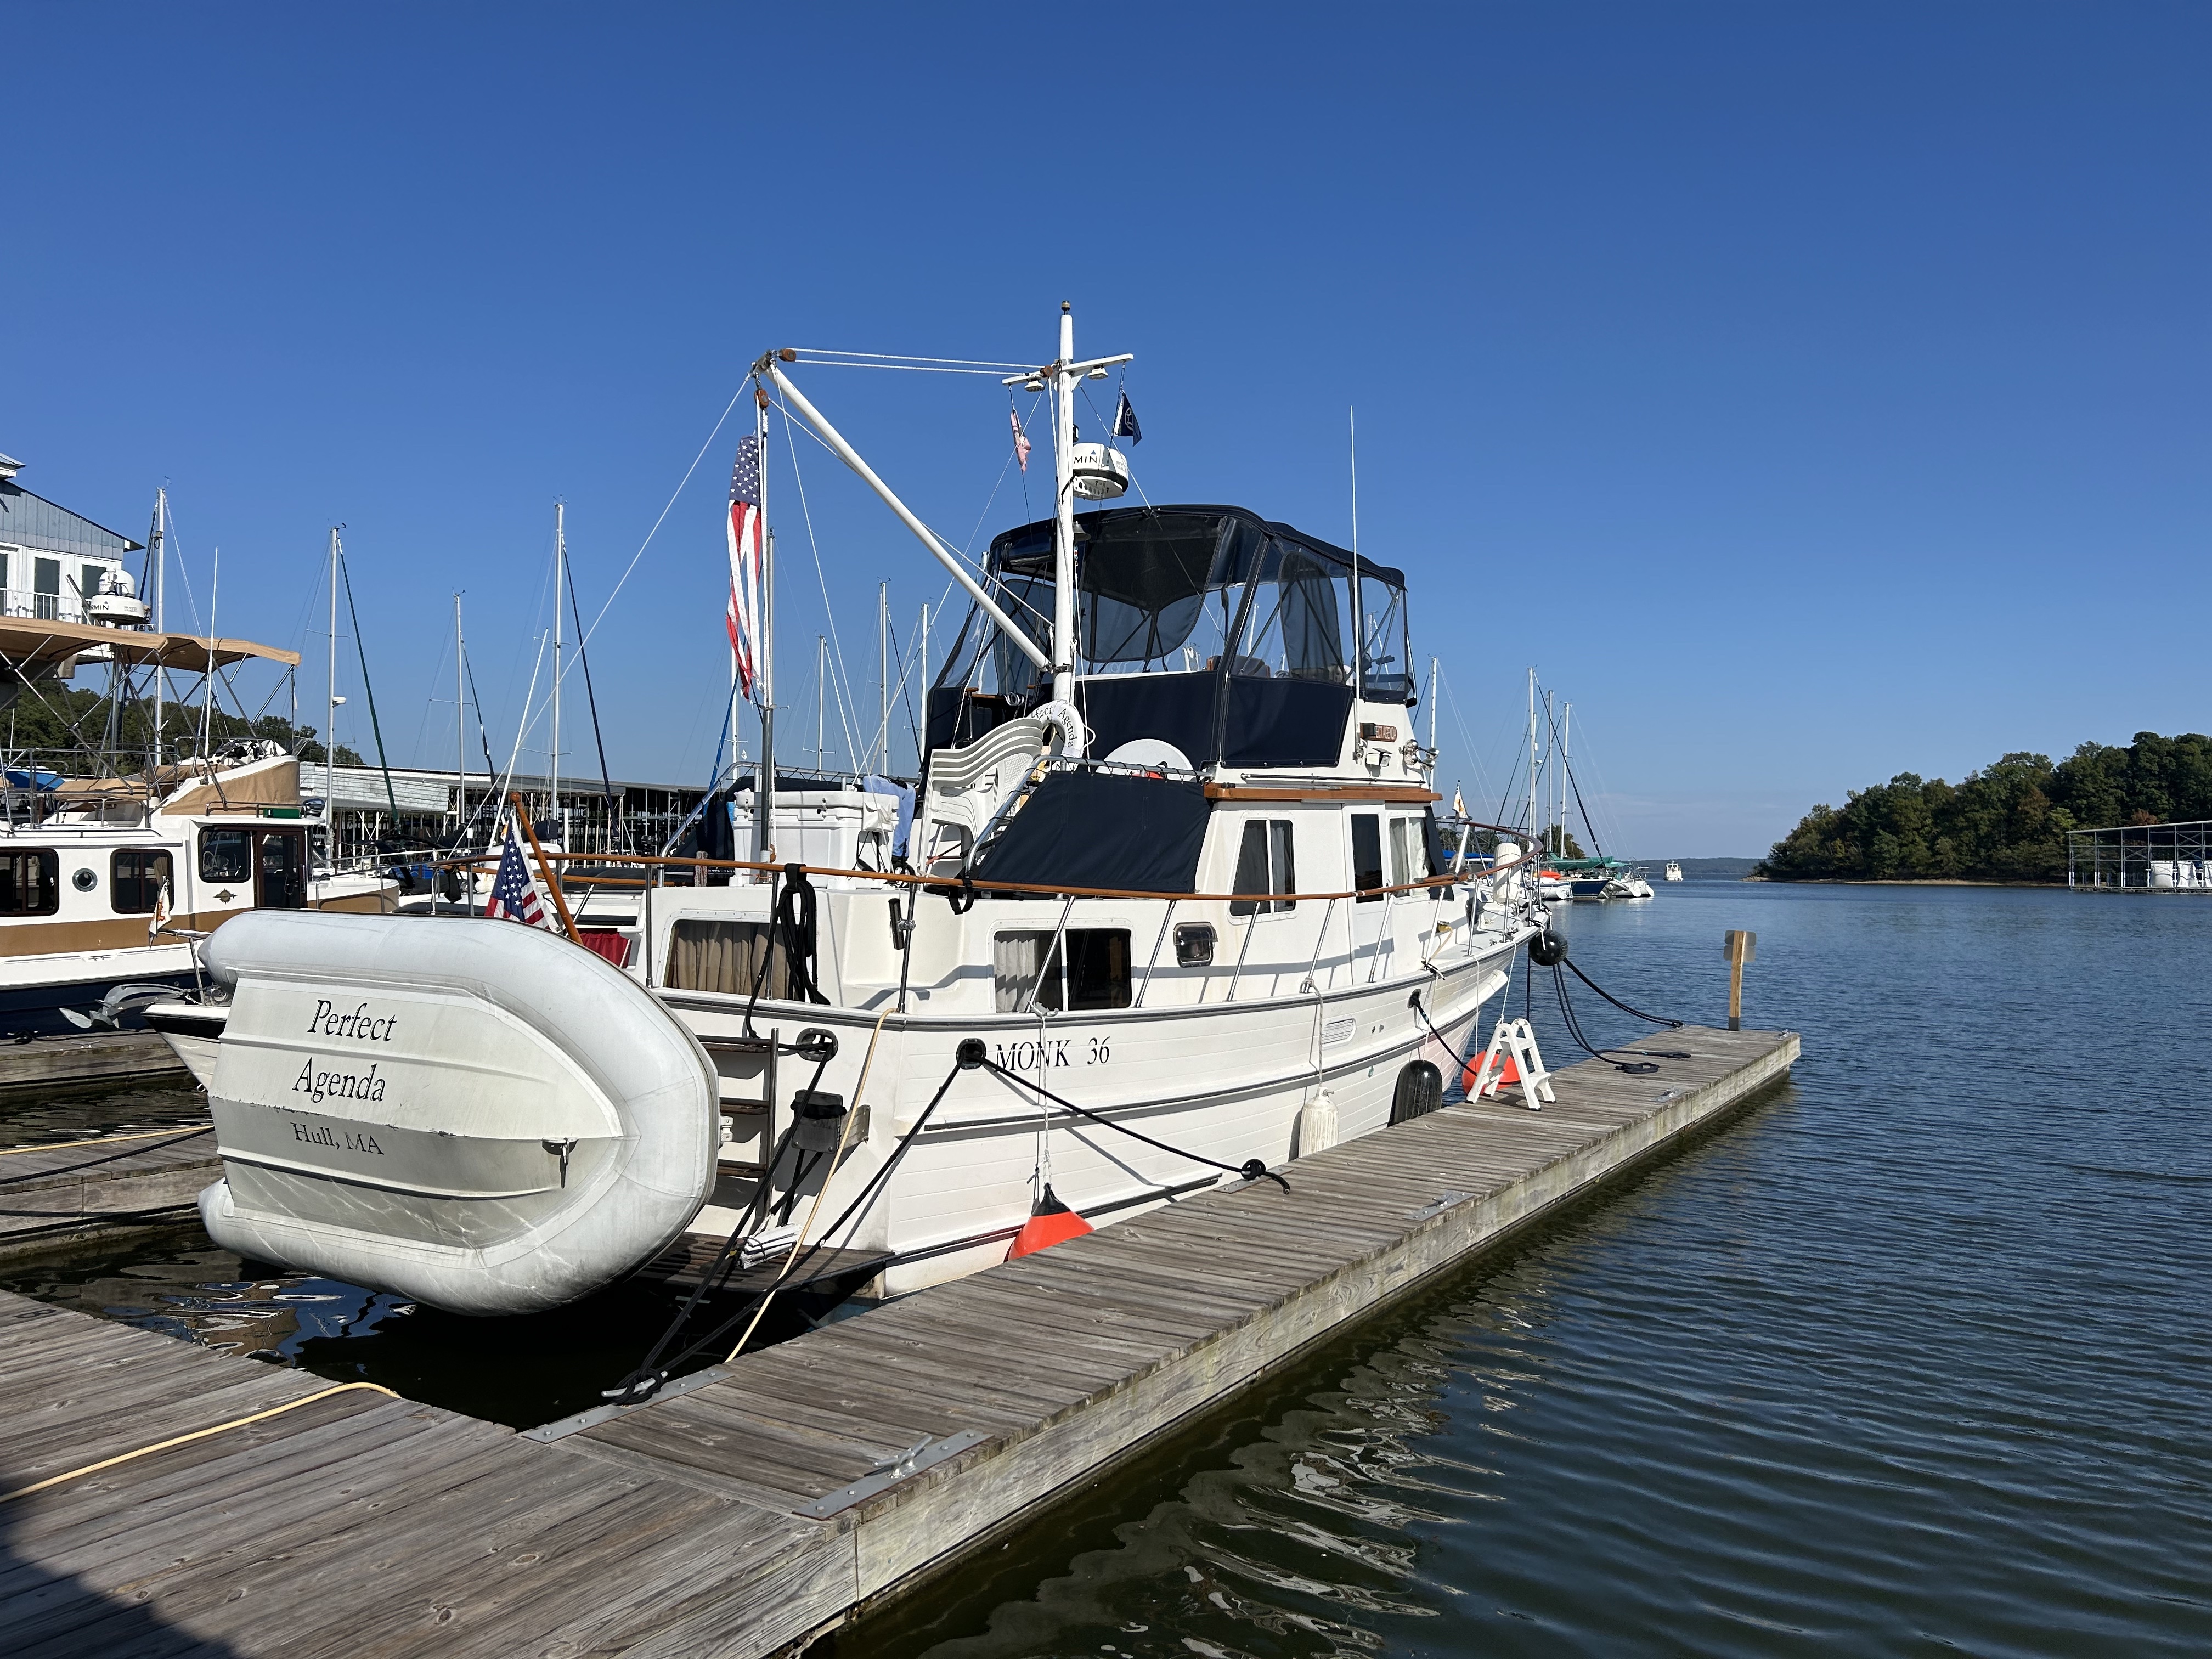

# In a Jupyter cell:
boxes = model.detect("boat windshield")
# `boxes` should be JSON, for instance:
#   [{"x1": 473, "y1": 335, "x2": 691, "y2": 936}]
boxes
[{"x1": 935, "y1": 505, "x2": 1412, "y2": 701}]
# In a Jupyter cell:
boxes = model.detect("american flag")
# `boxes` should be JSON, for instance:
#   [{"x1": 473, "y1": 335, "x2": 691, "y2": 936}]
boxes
[
  {"x1": 726, "y1": 436, "x2": 764, "y2": 698},
  {"x1": 1009, "y1": 407, "x2": 1031, "y2": 473},
  {"x1": 484, "y1": 826, "x2": 546, "y2": 927}
]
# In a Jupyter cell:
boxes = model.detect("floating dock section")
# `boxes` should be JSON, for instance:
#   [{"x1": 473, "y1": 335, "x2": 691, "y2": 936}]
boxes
[
  {"x1": 0, "y1": 1125, "x2": 217, "y2": 1261},
  {"x1": 0, "y1": 1024, "x2": 1797, "y2": 1657}
]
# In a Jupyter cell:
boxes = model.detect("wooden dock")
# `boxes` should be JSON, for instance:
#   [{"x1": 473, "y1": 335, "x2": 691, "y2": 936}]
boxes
[
  {"x1": 0, "y1": 1126, "x2": 218, "y2": 1261},
  {"x1": 0, "y1": 1031, "x2": 187, "y2": 1093},
  {"x1": 0, "y1": 1024, "x2": 1797, "y2": 1657}
]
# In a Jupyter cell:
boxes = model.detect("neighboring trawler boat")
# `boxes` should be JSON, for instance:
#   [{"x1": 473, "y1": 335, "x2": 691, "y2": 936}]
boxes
[
  {"x1": 1664, "y1": 860, "x2": 1684, "y2": 882},
  {"x1": 154, "y1": 310, "x2": 1549, "y2": 1322},
  {"x1": 0, "y1": 469, "x2": 392, "y2": 1032}
]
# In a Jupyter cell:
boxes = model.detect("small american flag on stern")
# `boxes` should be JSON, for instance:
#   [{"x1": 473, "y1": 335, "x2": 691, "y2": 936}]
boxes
[
  {"x1": 484, "y1": 826, "x2": 547, "y2": 928},
  {"x1": 726, "y1": 436, "x2": 764, "y2": 698}
]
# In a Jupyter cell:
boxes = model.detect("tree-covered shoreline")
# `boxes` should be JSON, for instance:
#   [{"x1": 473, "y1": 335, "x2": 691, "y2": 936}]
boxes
[{"x1": 1756, "y1": 732, "x2": 2212, "y2": 883}]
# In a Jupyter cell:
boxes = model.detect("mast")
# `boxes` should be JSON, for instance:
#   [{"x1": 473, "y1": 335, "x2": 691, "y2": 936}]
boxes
[
  {"x1": 1052, "y1": 302, "x2": 1077, "y2": 706},
  {"x1": 551, "y1": 502, "x2": 563, "y2": 843},
  {"x1": 326, "y1": 528, "x2": 338, "y2": 845},
  {"x1": 148, "y1": 488, "x2": 166, "y2": 778},
  {"x1": 1561, "y1": 702, "x2": 1572, "y2": 857},
  {"x1": 454, "y1": 593, "x2": 466, "y2": 846},
  {"x1": 877, "y1": 580, "x2": 889, "y2": 774},
  {"x1": 815, "y1": 635, "x2": 826, "y2": 774},
  {"x1": 1526, "y1": 668, "x2": 1537, "y2": 842},
  {"x1": 1426, "y1": 655, "x2": 1438, "y2": 757}
]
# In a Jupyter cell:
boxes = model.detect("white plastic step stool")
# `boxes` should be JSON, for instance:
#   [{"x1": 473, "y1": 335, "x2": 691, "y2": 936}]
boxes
[{"x1": 1467, "y1": 1016, "x2": 1555, "y2": 1111}]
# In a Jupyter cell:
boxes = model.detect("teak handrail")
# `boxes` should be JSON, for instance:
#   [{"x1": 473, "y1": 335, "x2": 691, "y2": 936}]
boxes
[{"x1": 433, "y1": 817, "x2": 1550, "y2": 910}]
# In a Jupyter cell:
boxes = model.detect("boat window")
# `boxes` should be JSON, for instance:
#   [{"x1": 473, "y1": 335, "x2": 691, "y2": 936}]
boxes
[
  {"x1": 257, "y1": 831, "x2": 307, "y2": 910},
  {"x1": 1351, "y1": 815, "x2": 1384, "y2": 901},
  {"x1": 666, "y1": 919, "x2": 788, "y2": 998},
  {"x1": 0, "y1": 850, "x2": 59, "y2": 915},
  {"x1": 1389, "y1": 817, "x2": 1424, "y2": 889},
  {"x1": 993, "y1": 928, "x2": 1131, "y2": 1013},
  {"x1": 1234, "y1": 543, "x2": 1351, "y2": 684},
  {"x1": 1358, "y1": 574, "x2": 1413, "y2": 704},
  {"x1": 111, "y1": 849, "x2": 173, "y2": 915},
  {"x1": 1231, "y1": 819, "x2": 1296, "y2": 916},
  {"x1": 1174, "y1": 922, "x2": 1215, "y2": 966},
  {"x1": 200, "y1": 828, "x2": 252, "y2": 883}
]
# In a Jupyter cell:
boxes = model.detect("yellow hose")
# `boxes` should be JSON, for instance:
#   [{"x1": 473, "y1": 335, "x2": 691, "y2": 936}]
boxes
[{"x1": 0, "y1": 1381, "x2": 398, "y2": 1504}]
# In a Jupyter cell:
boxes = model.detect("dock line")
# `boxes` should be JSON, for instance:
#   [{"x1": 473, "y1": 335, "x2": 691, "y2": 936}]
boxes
[
  {"x1": 0, "y1": 1124, "x2": 213, "y2": 1183},
  {"x1": 0, "y1": 1381, "x2": 399, "y2": 1504}
]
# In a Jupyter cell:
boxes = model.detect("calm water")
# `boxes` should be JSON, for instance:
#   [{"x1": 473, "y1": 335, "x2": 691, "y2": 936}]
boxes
[
  {"x1": 840, "y1": 883, "x2": 2212, "y2": 1657},
  {"x1": 8, "y1": 883, "x2": 2211, "y2": 1651}
]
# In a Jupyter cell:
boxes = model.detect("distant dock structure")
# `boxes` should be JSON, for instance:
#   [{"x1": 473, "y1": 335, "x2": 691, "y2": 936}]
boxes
[{"x1": 2068, "y1": 819, "x2": 2212, "y2": 891}]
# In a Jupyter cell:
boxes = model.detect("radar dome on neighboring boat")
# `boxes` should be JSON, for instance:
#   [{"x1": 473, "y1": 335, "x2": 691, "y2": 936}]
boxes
[
  {"x1": 86, "y1": 566, "x2": 150, "y2": 627},
  {"x1": 1070, "y1": 442, "x2": 1130, "y2": 500}
]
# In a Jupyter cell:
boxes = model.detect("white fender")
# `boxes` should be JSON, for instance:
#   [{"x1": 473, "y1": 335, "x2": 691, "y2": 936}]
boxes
[{"x1": 194, "y1": 910, "x2": 718, "y2": 1316}]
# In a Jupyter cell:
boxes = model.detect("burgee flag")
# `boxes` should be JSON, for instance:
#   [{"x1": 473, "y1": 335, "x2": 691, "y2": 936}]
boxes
[
  {"x1": 726, "y1": 436, "x2": 764, "y2": 698},
  {"x1": 1113, "y1": 390, "x2": 1142, "y2": 444}
]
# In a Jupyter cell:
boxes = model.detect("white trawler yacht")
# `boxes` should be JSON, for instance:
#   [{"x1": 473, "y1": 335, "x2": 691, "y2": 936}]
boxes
[{"x1": 153, "y1": 309, "x2": 1549, "y2": 1325}]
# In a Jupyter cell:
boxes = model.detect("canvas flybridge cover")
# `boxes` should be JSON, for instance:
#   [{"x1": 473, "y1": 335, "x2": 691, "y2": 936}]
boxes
[{"x1": 0, "y1": 615, "x2": 302, "y2": 672}]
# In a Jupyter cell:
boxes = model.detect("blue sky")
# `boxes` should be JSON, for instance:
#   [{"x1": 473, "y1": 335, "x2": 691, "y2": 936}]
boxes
[{"x1": 3, "y1": 4, "x2": 2204, "y2": 855}]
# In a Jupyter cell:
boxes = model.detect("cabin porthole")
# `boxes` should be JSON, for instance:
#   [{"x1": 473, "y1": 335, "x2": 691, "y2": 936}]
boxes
[
  {"x1": 1389, "y1": 1061, "x2": 1443, "y2": 1126},
  {"x1": 71, "y1": 868, "x2": 97, "y2": 893}
]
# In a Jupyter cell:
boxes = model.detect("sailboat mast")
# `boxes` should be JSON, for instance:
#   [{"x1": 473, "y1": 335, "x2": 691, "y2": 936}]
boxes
[
  {"x1": 551, "y1": 502, "x2": 563, "y2": 842},
  {"x1": 1051, "y1": 302, "x2": 1077, "y2": 707},
  {"x1": 815, "y1": 635, "x2": 825, "y2": 774},
  {"x1": 1526, "y1": 668, "x2": 1537, "y2": 842},
  {"x1": 1562, "y1": 702, "x2": 1572, "y2": 856},
  {"x1": 148, "y1": 488, "x2": 166, "y2": 777},
  {"x1": 326, "y1": 528, "x2": 338, "y2": 846},
  {"x1": 877, "y1": 581, "x2": 889, "y2": 774},
  {"x1": 1426, "y1": 656, "x2": 1437, "y2": 756},
  {"x1": 454, "y1": 593, "x2": 466, "y2": 845}
]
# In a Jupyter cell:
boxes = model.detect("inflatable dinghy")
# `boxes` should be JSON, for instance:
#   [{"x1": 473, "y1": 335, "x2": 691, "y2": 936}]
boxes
[{"x1": 161, "y1": 911, "x2": 718, "y2": 1316}]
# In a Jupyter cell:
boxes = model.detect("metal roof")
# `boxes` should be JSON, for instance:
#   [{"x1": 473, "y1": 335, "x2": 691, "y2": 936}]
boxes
[{"x1": 0, "y1": 479, "x2": 143, "y2": 558}]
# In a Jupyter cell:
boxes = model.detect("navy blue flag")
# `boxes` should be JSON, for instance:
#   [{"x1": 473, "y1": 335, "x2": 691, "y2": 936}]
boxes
[{"x1": 1113, "y1": 391, "x2": 1142, "y2": 444}]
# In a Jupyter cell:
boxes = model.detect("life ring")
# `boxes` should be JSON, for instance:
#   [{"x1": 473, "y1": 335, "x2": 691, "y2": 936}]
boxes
[{"x1": 1029, "y1": 699, "x2": 1088, "y2": 759}]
